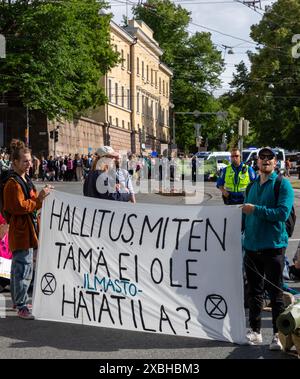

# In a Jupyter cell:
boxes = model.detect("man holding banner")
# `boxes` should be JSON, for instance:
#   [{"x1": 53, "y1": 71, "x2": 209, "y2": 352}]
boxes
[
  {"x1": 242, "y1": 147, "x2": 294, "y2": 350},
  {"x1": 3, "y1": 139, "x2": 52, "y2": 320}
]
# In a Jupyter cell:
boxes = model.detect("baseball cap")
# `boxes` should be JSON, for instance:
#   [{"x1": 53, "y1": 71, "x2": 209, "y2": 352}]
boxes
[
  {"x1": 95, "y1": 146, "x2": 118, "y2": 158},
  {"x1": 258, "y1": 147, "x2": 276, "y2": 159}
]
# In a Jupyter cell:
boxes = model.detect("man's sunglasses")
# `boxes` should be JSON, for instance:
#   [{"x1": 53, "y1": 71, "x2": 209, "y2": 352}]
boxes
[
  {"x1": 231, "y1": 155, "x2": 240, "y2": 158},
  {"x1": 259, "y1": 154, "x2": 274, "y2": 160}
]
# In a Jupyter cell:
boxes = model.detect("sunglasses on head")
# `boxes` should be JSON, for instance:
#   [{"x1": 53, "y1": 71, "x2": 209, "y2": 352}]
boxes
[{"x1": 259, "y1": 154, "x2": 274, "y2": 160}]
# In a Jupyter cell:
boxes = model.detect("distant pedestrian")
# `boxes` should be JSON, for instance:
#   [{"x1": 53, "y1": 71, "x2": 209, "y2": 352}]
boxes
[{"x1": 285, "y1": 158, "x2": 291, "y2": 177}]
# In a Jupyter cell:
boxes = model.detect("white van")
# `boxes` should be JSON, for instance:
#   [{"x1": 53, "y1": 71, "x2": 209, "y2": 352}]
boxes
[
  {"x1": 242, "y1": 148, "x2": 285, "y2": 170},
  {"x1": 207, "y1": 152, "x2": 231, "y2": 172}
]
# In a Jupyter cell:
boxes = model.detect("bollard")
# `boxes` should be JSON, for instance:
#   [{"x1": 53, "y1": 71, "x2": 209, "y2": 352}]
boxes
[
  {"x1": 277, "y1": 302, "x2": 300, "y2": 335},
  {"x1": 0, "y1": 293, "x2": 6, "y2": 318}
]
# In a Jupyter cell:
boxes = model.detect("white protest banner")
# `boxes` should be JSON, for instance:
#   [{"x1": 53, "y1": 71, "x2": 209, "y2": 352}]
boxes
[
  {"x1": 0, "y1": 257, "x2": 11, "y2": 279},
  {"x1": 33, "y1": 191, "x2": 246, "y2": 344}
]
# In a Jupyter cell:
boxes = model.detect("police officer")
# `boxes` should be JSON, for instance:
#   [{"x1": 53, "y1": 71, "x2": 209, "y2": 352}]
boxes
[{"x1": 217, "y1": 147, "x2": 256, "y2": 205}]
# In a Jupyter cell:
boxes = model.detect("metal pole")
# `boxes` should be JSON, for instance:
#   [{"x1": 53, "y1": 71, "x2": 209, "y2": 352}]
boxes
[
  {"x1": 54, "y1": 131, "x2": 56, "y2": 157},
  {"x1": 172, "y1": 112, "x2": 176, "y2": 145}
]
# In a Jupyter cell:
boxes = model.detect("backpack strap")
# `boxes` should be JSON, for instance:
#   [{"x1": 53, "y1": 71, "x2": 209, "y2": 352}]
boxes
[
  {"x1": 274, "y1": 174, "x2": 283, "y2": 204},
  {"x1": 245, "y1": 181, "x2": 254, "y2": 198}
]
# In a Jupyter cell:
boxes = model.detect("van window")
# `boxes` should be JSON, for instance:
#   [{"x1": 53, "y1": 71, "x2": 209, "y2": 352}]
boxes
[
  {"x1": 216, "y1": 156, "x2": 230, "y2": 162},
  {"x1": 276, "y1": 151, "x2": 284, "y2": 161},
  {"x1": 242, "y1": 151, "x2": 249, "y2": 162}
]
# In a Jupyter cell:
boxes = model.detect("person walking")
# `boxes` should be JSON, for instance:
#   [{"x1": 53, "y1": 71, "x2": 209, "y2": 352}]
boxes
[
  {"x1": 3, "y1": 140, "x2": 51, "y2": 320},
  {"x1": 217, "y1": 148, "x2": 256, "y2": 205},
  {"x1": 285, "y1": 158, "x2": 291, "y2": 177},
  {"x1": 241, "y1": 147, "x2": 294, "y2": 350}
]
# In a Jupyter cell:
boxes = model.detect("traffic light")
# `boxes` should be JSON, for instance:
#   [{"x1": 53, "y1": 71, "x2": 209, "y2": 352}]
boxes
[
  {"x1": 54, "y1": 130, "x2": 59, "y2": 142},
  {"x1": 49, "y1": 130, "x2": 54, "y2": 139}
]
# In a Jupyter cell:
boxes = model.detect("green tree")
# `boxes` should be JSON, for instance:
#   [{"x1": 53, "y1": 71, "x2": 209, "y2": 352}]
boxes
[
  {"x1": 132, "y1": 0, "x2": 224, "y2": 152},
  {"x1": 225, "y1": 0, "x2": 300, "y2": 149},
  {"x1": 0, "y1": 0, "x2": 119, "y2": 120}
]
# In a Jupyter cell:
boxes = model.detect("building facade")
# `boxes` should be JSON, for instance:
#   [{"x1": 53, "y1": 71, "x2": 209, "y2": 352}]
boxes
[
  {"x1": 88, "y1": 19, "x2": 173, "y2": 155},
  {"x1": 0, "y1": 19, "x2": 172, "y2": 157},
  {"x1": 125, "y1": 20, "x2": 172, "y2": 154}
]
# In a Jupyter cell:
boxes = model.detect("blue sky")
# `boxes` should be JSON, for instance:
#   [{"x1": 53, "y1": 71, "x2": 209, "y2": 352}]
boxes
[{"x1": 108, "y1": 0, "x2": 276, "y2": 95}]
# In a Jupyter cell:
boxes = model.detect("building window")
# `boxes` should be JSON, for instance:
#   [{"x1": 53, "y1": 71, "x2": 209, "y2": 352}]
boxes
[
  {"x1": 142, "y1": 95, "x2": 145, "y2": 114},
  {"x1": 166, "y1": 82, "x2": 169, "y2": 98},
  {"x1": 122, "y1": 120, "x2": 125, "y2": 129},
  {"x1": 137, "y1": 92, "x2": 140, "y2": 113},
  {"x1": 159, "y1": 78, "x2": 161, "y2": 93},
  {"x1": 127, "y1": 89, "x2": 130, "y2": 109},
  {"x1": 116, "y1": 117, "x2": 119, "y2": 127},
  {"x1": 108, "y1": 79, "x2": 112, "y2": 102},
  {"x1": 137, "y1": 57, "x2": 140, "y2": 75},
  {"x1": 151, "y1": 100, "x2": 154, "y2": 119},
  {"x1": 146, "y1": 65, "x2": 149, "y2": 82},
  {"x1": 121, "y1": 86, "x2": 125, "y2": 108},
  {"x1": 151, "y1": 69, "x2": 153, "y2": 85},
  {"x1": 155, "y1": 71, "x2": 158, "y2": 88},
  {"x1": 128, "y1": 122, "x2": 130, "y2": 130},
  {"x1": 146, "y1": 97, "x2": 149, "y2": 116},
  {"x1": 115, "y1": 83, "x2": 118, "y2": 105},
  {"x1": 163, "y1": 80, "x2": 165, "y2": 96},
  {"x1": 121, "y1": 49, "x2": 125, "y2": 68},
  {"x1": 142, "y1": 61, "x2": 145, "y2": 78},
  {"x1": 109, "y1": 116, "x2": 112, "y2": 125},
  {"x1": 127, "y1": 53, "x2": 130, "y2": 71}
]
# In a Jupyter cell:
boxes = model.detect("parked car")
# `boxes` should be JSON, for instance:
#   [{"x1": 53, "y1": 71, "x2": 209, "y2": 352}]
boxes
[
  {"x1": 193, "y1": 151, "x2": 210, "y2": 160},
  {"x1": 206, "y1": 152, "x2": 231, "y2": 173}
]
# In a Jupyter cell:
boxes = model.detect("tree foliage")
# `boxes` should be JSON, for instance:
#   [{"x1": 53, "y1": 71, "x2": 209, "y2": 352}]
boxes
[
  {"x1": 0, "y1": 0, "x2": 119, "y2": 119},
  {"x1": 132, "y1": 0, "x2": 224, "y2": 152},
  {"x1": 225, "y1": 0, "x2": 300, "y2": 150}
]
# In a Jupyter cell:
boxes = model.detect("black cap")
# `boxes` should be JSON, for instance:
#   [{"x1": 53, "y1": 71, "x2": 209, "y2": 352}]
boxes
[{"x1": 258, "y1": 147, "x2": 276, "y2": 159}]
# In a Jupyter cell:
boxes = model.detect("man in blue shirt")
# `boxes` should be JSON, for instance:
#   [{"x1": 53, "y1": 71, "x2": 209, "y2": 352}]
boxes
[
  {"x1": 217, "y1": 148, "x2": 256, "y2": 204},
  {"x1": 241, "y1": 147, "x2": 294, "y2": 351}
]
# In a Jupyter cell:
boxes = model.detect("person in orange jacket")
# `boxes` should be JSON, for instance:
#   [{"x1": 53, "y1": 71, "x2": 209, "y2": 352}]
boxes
[{"x1": 3, "y1": 139, "x2": 51, "y2": 319}]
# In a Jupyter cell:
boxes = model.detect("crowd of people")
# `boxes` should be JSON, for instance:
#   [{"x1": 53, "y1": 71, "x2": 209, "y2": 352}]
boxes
[{"x1": 0, "y1": 141, "x2": 299, "y2": 355}]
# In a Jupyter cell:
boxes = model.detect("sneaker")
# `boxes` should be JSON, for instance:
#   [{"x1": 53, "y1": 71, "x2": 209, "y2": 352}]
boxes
[
  {"x1": 17, "y1": 307, "x2": 34, "y2": 320},
  {"x1": 246, "y1": 329, "x2": 263, "y2": 345},
  {"x1": 13, "y1": 303, "x2": 32, "y2": 311},
  {"x1": 269, "y1": 333, "x2": 283, "y2": 351}
]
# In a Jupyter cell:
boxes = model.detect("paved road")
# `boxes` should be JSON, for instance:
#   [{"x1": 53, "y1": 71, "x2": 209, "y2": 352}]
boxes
[{"x1": 0, "y1": 178, "x2": 299, "y2": 359}]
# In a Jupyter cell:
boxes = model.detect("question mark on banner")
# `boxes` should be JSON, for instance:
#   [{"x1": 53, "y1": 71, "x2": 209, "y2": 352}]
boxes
[{"x1": 176, "y1": 307, "x2": 191, "y2": 333}]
